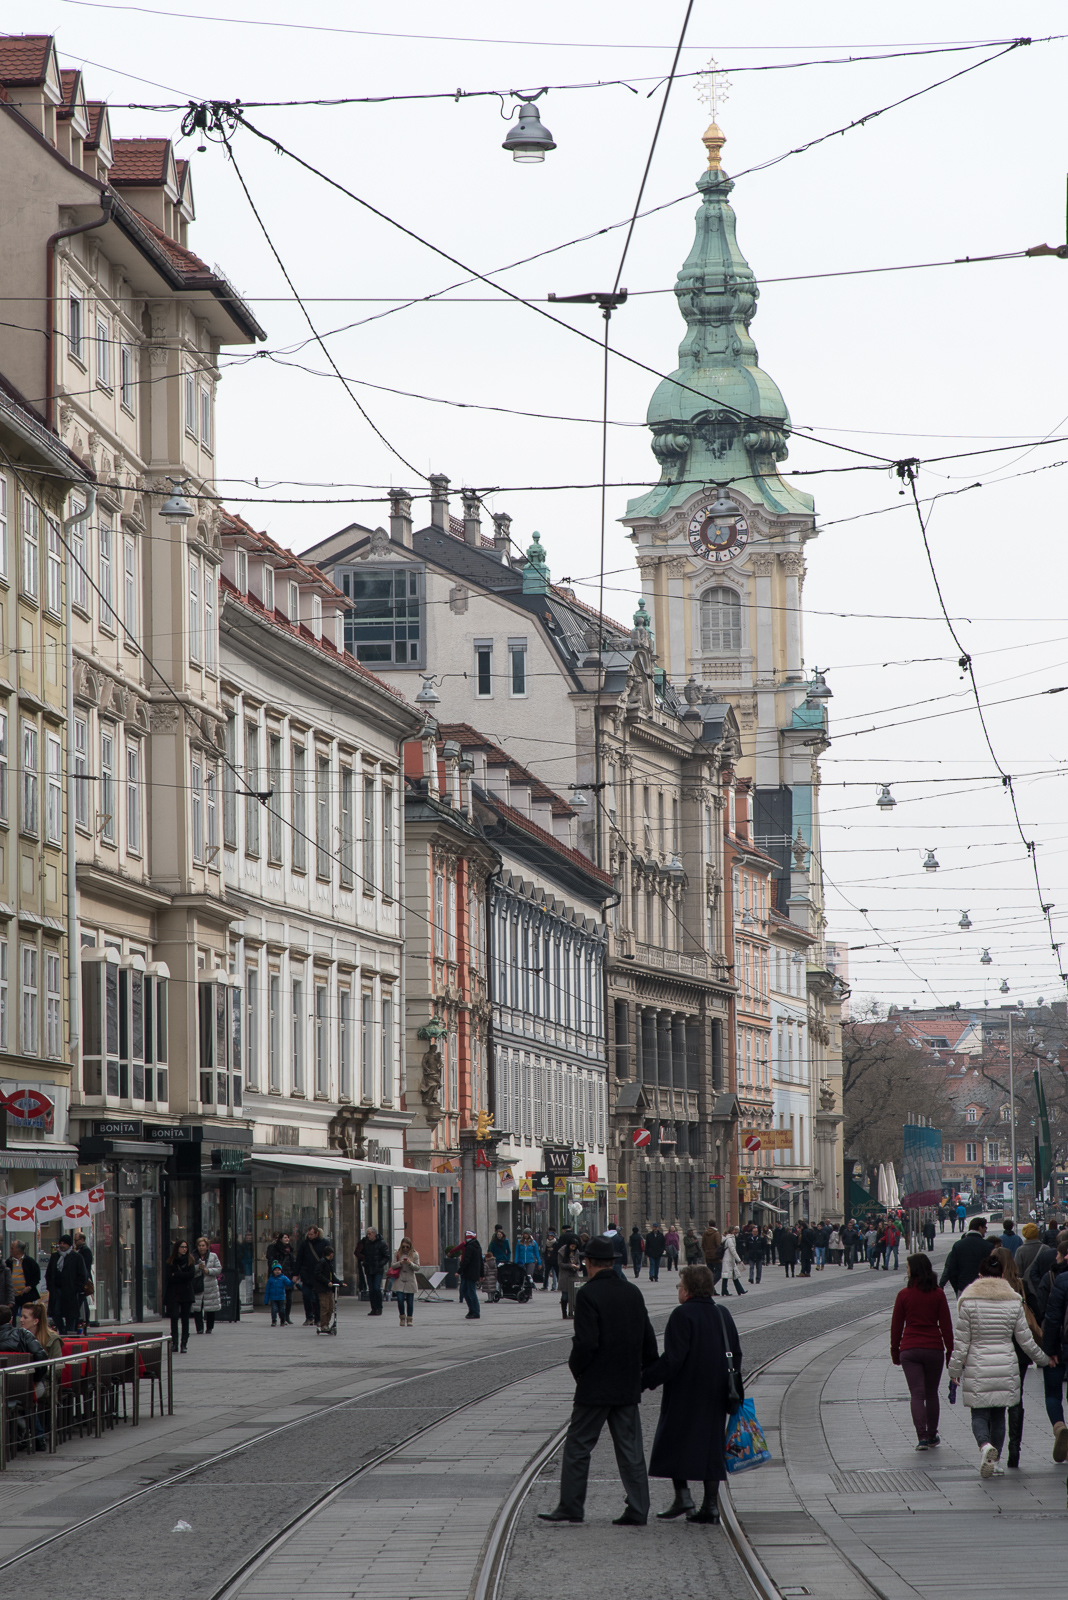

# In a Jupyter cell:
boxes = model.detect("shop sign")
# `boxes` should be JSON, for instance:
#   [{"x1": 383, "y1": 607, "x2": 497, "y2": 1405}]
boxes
[
  {"x1": 145, "y1": 1124, "x2": 196, "y2": 1142},
  {"x1": 570, "y1": 1150, "x2": 586, "y2": 1176},
  {"x1": 544, "y1": 1148, "x2": 573, "y2": 1175},
  {"x1": 532, "y1": 1173, "x2": 553, "y2": 1191},
  {"x1": 0, "y1": 1082, "x2": 55, "y2": 1131},
  {"x1": 87, "y1": 1119, "x2": 143, "y2": 1138},
  {"x1": 211, "y1": 1147, "x2": 249, "y2": 1173}
]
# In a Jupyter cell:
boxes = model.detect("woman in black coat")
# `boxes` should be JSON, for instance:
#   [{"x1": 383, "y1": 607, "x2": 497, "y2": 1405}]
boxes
[
  {"x1": 628, "y1": 1227, "x2": 644, "y2": 1276},
  {"x1": 779, "y1": 1227, "x2": 798, "y2": 1277},
  {"x1": 642, "y1": 1264, "x2": 743, "y2": 1523},
  {"x1": 164, "y1": 1239, "x2": 197, "y2": 1353}
]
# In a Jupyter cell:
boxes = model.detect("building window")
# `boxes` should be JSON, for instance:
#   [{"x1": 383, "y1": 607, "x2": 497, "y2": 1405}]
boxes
[
  {"x1": 263, "y1": 563, "x2": 275, "y2": 613},
  {"x1": 46, "y1": 517, "x2": 62, "y2": 616},
  {"x1": 69, "y1": 292, "x2": 83, "y2": 360},
  {"x1": 447, "y1": 876, "x2": 457, "y2": 963},
  {"x1": 206, "y1": 768, "x2": 217, "y2": 859},
  {"x1": 120, "y1": 342, "x2": 135, "y2": 411},
  {"x1": 292, "y1": 976, "x2": 304, "y2": 1093},
  {"x1": 315, "y1": 755, "x2": 331, "y2": 879},
  {"x1": 235, "y1": 548, "x2": 248, "y2": 595},
  {"x1": 509, "y1": 638, "x2": 527, "y2": 696},
  {"x1": 204, "y1": 564, "x2": 217, "y2": 672},
  {"x1": 21, "y1": 496, "x2": 38, "y2": 600},
  {"x1": 45, "y1": 733, "x2": 62, "y2": 845},
  {"x1": 191, "y1": 756, "x2": 203, "y2": 861},
  {"x1": 223, "y1": 713, "x2": 237, "y2": 847},
  {"x1": 965, "y1": 1142, "x2": 978, "y2": 1163},
  {"x1": 339, "y1": 767, "x2": 353, "y2": 887},
  {"x1": 0, "y1": 475, "x2": 7, "y2": 582},
  {"x1": 966, "y1": 1107, "x2": 978, "y2": 1123},
  {"x1": 268, "y1": 734, "x2": 283, "y2": 864},
  {"x1": 119, "y1": 736, "x2": 140, "y2": 854},
  {"x1": 0, "y1": 938, "x2": 7, "y2": 1050},
  {"x1": 45, "y1": 950, "x2": 60, "y2": 1059},
  {"x1": 20, "y1": 943, "x2": 37, "y2": 1054},
  {"x1": 291, "y1": 744, "x2": 307, "y2": 871},
  {"x1": 339, "y1": 988, "x2": 352, "y2": 1099},
  {"x1": 315, "y1": 984, "x2": 328, "y2": 1095},
  {"x1": 475, "y1": 641, "x2": 492, "y2": 696},
  {"x1": 311, "y1": 593, "x2": 322, "y2": 639},
  {"x1": 185, "y1": 370, "x2": 197, "y2": 438},
  {"x1": 344, "y1": 566, "x2": 422, "y2": 665},
  {"x1": 95, "y1": 318, "x2": 111, "y2": 387},
  {"x1": 99, "y1": 516, "x2": 114, "y2": 629},
  {"x1": 382, "y1": 785, "x2": 394, "y2": 899},
  {"x1": 0, "y1": 710, "x2": 12, "y2": 823},
  {"x1": 288, "y1": 581, "x2": 299, "y2": 624},
  {"x1": 434, "y1": 870, "x2": 445, "y2": 959},
  {"x1": 245, "y1": 722, "x2": 261, "y2": 856},
  {"x1": 71, "y1": 501, "x2": 88, "y2": 610},
  {"x1": 699, "y1": 586, "x2": 742, "y2": 652},
  {"x1": 245, "y1": 967, "x2": 259, "y2": 1089},
  {"x1": 361, "y1": 990, "x2": 374, "y2": 1100},
  {"x1": 21, "y1": 719, "x2": 38, "y2": 836},
  {"x1": 123, "y1": 535, "x2": 137, "y2": 639},
  {"x1": 99, "y1": 727, "x2": 115, "y2": 842},
  {"x1": 188, "y1": 556, "x2": 201, "y2": 661},
  {"x1": 268, "y1": 974, "x2": 281, "y2": 1091},
  {"x1": 362, "y1": 775, "x2": 375, "y2": 889},
  {"x1": 381, "y1": 994, "x2": 393, "y2": 1103},
  {"x1": 200, "y1": 386, "x2": 213, "y2": 452}
]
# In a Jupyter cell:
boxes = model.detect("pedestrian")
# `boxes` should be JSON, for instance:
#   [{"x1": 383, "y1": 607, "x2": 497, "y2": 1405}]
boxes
[
  {"x1": 663, "y1": 1225, "x2": 680, "y2": 1272},
  {"x1": 814, "y1": 1222, "x2": 829, "y2": 1272},
  {"x1": 865, "y1": 1223, "x2": 879, "y2": 1268},
  {"x1": 645, "y1": 1224, "x2": 666, "y2": 1283},
  {"x1": 359, "y1": 1227, "x2": 390, "y2": 1318},
  {"x1": 748, "y1": 1226, "x2": 768, "y2": 1285},
  {"x1": 268, "y1": 1233, "x2": 296, "y2": 1325},
  {"x1": 1013, "y1": 1221, "x2": 1043, "y2": 1288},
  {"x1": 956, "y1": 1201, "x2": 967, "y2": 1233},
  {"x1": 313, "y1": 1247, "x2": 340, "y2": 1335},
  {"x1": 991, "y1": 1245, "x2": 1043, "y2": 1467},
  {"x1": 779, "y1": 1226, "x2": 798, "y2": 1278},
  {"x1": 264, "y1": 1263, "x2": 292, "y2": 1326},
  {"x1": 191, "y1": 1236, "x2": 222, "y2": 1336},
  {"x1": 949, "y1": 1251, "x2": 1052, "y2": 1478},
  {"x1": 628, "y1": 1225, "x2": 645, "y2": 1276},
  {"x1": 643, "y1": 1264, "x2": 743, "y2": 1524},
  {"x1": 891, "y1": 1252, "x2": 954, "y2": 1450},
  {"x1": 923, "y1": 1216, "x2": 937, "y2": 1251},
  {"x1": 516, "y1": 1230, "x2": 542, "y2": 1280},
  {"x1": 487, "y1": 1225, "x2": 511, "y2": 1266},
  {"x1": 544, "y1": 1230, "x2": 559, "y2": 1291},
  {"x1": 997, "y1": 1217, "x2": 1024, "y2": 1256},
  {"x1": 44, "y1": 1235, "x2": 87, "y2": 1335},
  {"x1": 940, "y1": 1217, "x2": 995, "y2": 1297},
  {"x1": 459, "y1": 1231, "x2": 483, "y2": 1319},
  {"x1": 538, "y1": 1236, "x2": 657, "y2": 1526},
  {"x1": 701, "y1": 1222, "x2": 723, "y2": 1294},
  {"x1": 295, "y1": 1226, "x2": 329, "y2": 1326},
  {"x1": 1039, "y1": 1231, "x2": 1068, "y2": 1463},
  {"x1": 391, "y1": 1237, "x2": 420, "y2": 1327},
  {"x1": 5, "y1": 1240, "x2": 41, "y2": 1311},
  {"x1": 798, "y1": 1222, "x2": 816, "y2": 1279},
  {"x1": 842, "y1": 1221, "x2": 858, "y2": 1270},
  {"x1": 164, "y1": 1239, "x2": 196, "y2": 1353},
  {"x1": 683, "y1": 1227, "x2": 702, "y2": 1266},
  {"x1": 884, "y1": 1218, "x2": 902, "y2": 1271},
  {"x1": 72, "y1": 1229, "x2": 94, "y2": 1331},
  {"x1": 604, "y1": 1225, "x2": 628, "y2": 1279},
  {"x1": 557, "y1": 1228, "x2": 581, "y2": 1320},
  {"x1": 718, "y1": 1227, "x2": 747, "y2": 1297}
]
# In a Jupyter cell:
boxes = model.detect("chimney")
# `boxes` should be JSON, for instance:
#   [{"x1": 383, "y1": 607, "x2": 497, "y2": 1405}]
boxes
[
  {"x1": 461, "y1": 488, "x2": 481, "y2": 547},
  {"x1": 491, "y1": 510, "x2": 512, "y2": 558},
  {"x1": 429, "y1": 473, "x2": 450, "y2": 531},
  {"x1": 388, "y1": 488, "x2": 413, "y2": 548}
]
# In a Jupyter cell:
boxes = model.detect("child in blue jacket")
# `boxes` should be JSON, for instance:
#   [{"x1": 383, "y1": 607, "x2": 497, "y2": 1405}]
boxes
[{"x1": 264, "y1": 1262, "x2": 292, "y2": 1325}]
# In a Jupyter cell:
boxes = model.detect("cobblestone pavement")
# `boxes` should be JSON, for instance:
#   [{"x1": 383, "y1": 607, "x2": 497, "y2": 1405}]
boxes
[{"x1": 0, "y1": 1249, "x2": 922, "y2": 1597}]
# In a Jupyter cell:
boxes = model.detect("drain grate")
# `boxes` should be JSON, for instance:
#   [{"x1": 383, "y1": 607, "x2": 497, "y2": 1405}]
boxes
[{"x1": 830, "y1": 1468, "x2": 936, "y2": 1495}]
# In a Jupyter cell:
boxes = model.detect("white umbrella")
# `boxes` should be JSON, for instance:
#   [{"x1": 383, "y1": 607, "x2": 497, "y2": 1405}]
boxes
[
  {"x1": 887, "y1": 1165, "x2": 900, "y2": 1210},
  {"x1": 877, "y1": 1164, "x2": 889, "y2": 1207}
]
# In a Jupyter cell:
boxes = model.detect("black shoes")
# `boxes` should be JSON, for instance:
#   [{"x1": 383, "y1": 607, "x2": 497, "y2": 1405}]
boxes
[
  {"x1": 538, "y1": 1508, "x2": 583, "y2": 1523},
  {"x1": 612, "y1": 1510, "x2": 647, "y2": 1526},
  {"x1": 657, "y1": 1492, "x2": 695, "y2": 1520},
  {"x1": 686, "y1": 1507, "x2": 721, "y2": 1524}
]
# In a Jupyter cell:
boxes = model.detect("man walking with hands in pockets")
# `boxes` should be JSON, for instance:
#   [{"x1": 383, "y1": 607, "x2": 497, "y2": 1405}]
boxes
[{"x1": 538, "y1": 1235, "x2": 658, "y2": 1526}]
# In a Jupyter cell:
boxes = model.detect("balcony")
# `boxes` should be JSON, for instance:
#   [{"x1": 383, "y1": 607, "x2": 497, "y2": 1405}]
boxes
[{"x1": 632, "y1": 942, "x2": 707, "y2": 979}]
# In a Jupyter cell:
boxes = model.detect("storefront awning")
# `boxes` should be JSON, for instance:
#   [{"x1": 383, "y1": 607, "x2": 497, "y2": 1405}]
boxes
[
  {"x1": 0, "y1": 1146, "x2": 80, "y2": 1170},
  {"x1": 752, "y1": 1198, "x2": 788, "y2": 1215},
  {"x1": 251, "y1": 1148, "x2": 430, "y2": 1190}
]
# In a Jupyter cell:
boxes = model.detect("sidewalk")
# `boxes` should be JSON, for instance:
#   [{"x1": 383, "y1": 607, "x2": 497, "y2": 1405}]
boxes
[{"x1": 731, "y1": 1276, "x2": 1068, "y2": 1600}]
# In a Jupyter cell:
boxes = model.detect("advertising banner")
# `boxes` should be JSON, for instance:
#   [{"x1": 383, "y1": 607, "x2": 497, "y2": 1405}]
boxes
[{"x1": 901, "y1": 1125, "x2": 943, "y2": 1209}]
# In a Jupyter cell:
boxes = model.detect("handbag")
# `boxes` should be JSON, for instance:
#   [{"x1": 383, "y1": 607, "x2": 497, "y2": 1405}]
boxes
[
  {"x1": 716, "y1": 1304, "x2": 744, "y2": 1410},
  {"x1": 725, "y1": 1398, "x2": 772, "y2": 1473},
  {"x1": 386, "y1": 1265, "x2": 402, "y2": 1280}
]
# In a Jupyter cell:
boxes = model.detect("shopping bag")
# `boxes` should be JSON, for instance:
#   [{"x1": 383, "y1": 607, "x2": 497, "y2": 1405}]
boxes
[{"x1": 725, "y1": 1397, "x2": 772, "y2": 1473}]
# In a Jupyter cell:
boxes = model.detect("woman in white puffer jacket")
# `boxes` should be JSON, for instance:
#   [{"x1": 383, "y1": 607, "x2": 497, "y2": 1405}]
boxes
[{"x1": 947, "y1": 1253, "x2": 1053, "y2": 1478}]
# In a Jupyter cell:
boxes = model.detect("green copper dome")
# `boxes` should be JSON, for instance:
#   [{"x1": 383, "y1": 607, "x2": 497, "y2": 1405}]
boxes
[{"x1": 627, "y1": 125, "x2": 814, "y2": 522}]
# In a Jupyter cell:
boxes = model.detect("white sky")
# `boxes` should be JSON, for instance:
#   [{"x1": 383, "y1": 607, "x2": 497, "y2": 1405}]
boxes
[{"x1": 28, "y1": 0, "x2": 1068, "y2": 1013}]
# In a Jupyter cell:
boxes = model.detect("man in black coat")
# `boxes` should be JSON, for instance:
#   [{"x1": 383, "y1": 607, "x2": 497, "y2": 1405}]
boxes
[
  {"x1": 538, "y1": 1235, "x2": 658, "y2": 1526},
  {"x1": 1040, "y1": 1236, "x2": 1068, "y2": 1462},
  {"x1": 360, "y1": 1228, "x2": 391, "y2": 1317},
  {"x1": 44, "y1": 1235, "x2": 87, "y2": 1333},
  {"x1": 295, "y1": 1226, "x2": 329, "y2": 1326},
  {"x1": 644, "y1": 1226, "x2": 666, "y2": 1283},
  {"x1": 939, "y1": 1216, "x2": 994, "y2": 1297},
  {"x1": 458, "y1": 1231, "x2": 483, "y2": 1319}
]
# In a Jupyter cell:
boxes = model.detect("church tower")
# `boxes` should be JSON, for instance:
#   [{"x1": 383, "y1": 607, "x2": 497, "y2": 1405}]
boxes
[{"x1": 623, "y1": 110, "x2": 846, "y2": 1220}]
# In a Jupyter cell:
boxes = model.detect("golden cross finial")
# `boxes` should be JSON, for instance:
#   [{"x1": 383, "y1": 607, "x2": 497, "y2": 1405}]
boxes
[{"x1": 695, "y1": 56, "x2": 730, "y2": 170}]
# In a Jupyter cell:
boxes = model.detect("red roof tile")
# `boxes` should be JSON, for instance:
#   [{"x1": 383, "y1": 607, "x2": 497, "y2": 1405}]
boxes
[
  {"x1": 0, "y1": 36, "x2": 53, "y2": 86},
  {"x1": 108, "y1": 136, "x2": 171, "y2": 185},
  {"x1": 433, "y1": 722, "x2": 576, "y2": 819},
  {"x1": 84, "y1": 102, "x2": 106, "y2": 150},
  {"x1": 58, "y1": 69, "x2": 80, "y2": 117},
  {"x1": 490, "y1": 797, "x2": 613, "y2": 888}
]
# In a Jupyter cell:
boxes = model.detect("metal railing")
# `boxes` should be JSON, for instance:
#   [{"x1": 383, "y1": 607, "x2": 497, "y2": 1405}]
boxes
[{"x1": 0, "y1": 1333, "x2": 173, "y2": 1469}]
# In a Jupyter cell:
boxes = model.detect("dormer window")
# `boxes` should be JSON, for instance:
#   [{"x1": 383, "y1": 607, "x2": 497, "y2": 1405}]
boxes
[
  {"x1": 311, "y1": 594, "x2": 322, "y2": 640},
  {"x1": 262, "y1": 563, "x2": 274, "y2": 612},
  {"x1": 965, "y1": 1106, "x2": 978, "y2": 1123},
  {"x1": 288, "y1": 580, "x2": 299, "y2": 623},
  {"x1": 235, "y1": 549, "x2": 247, "y2": 594}
]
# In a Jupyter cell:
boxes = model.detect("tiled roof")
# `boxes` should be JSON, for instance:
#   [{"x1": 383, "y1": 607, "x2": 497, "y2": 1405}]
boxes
[
  {"x1": 221, "y1": 511, "x2": 346, "y2": 598},
  {"x1": 433, "y1": 722, "x2": 576, "y2": 818},
  {"x1": 84, "y1": 102, "x2": 106, "y2": 149},
  {"x1": 58, "y1": 69, "x2": 81, "y2": 117},
  {"x1": 490, "y1": 797, "x2": 613, "y2": 888},
  {"x1": 109, "y1": 136, "x2": 171, "y2": 185},
  {"x1": 0, "y1": 35, "x2": 52, "y2": 86}
]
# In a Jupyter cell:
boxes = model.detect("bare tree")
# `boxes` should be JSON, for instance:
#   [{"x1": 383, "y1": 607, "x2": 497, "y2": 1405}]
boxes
[{"x1": 842, "y1": 1000, "x2": 952, "y2": 1190}]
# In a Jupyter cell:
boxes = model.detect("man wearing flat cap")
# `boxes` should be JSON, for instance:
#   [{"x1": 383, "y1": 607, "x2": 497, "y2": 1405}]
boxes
[{"x1": 538, "y1": 1234, "x2": 658, "y2": 1526}]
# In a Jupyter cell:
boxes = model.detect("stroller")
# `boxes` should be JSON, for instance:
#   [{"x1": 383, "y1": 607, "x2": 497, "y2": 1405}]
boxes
[{"x1": 493, "y1": 1261, "x2": 534, "y2": 1304}]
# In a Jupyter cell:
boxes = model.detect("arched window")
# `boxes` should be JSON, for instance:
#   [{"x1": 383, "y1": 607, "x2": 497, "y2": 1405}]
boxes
[{"x1": 700, "y1": 586, "x2": 742, "y2": 652}]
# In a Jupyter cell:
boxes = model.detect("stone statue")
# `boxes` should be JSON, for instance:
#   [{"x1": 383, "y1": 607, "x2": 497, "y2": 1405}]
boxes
[
  {"x1": 420, "y1": 1046, "x2": 443, "y2": 1113},
  {"x1": 819, "y1": 1081, "x2": 836, "y2": 1112}
]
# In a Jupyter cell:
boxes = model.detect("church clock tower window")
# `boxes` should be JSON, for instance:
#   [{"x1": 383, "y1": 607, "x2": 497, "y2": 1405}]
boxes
[{"x1": 700, "y1": 586, "x2": 742, "y2": 653}]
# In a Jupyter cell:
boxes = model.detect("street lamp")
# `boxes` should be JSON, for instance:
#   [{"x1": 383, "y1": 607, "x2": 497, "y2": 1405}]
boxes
[
  {"x1": 160, "y1": 478, "x2": 195, "y2": 521},
  {"x1": 923, "y1": 849, "x2": 939, "y2": 872},
  {"x1": 876, "y1": 784, "x2": 896, "y2": 811},
  {"x1": 502, "y1": 97, "x2": 556, "y2": 163},
  {"x1": 959, "y1": 911, "x2": 972, "y2": 930},
  {"x1": 980, "y1": 949, "x2": 992, "y2": 966}
]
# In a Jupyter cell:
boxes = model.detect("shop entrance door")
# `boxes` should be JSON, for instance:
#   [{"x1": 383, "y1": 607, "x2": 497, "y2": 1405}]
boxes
[{"x1": 118, "y1": 1201, "x2": 140, "y2": 1321}]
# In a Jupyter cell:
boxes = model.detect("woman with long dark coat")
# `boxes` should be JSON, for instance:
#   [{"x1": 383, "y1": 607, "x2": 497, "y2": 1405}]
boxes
[
  {"x1": 642, "y1": 1264, "x2": 743, "y2": 1524},
  {"x1": 779, "y1": 1227, "x2": 798, "y2": 1278}
]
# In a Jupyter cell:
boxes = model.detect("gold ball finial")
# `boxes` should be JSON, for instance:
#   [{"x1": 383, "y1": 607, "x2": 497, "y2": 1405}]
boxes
[{"x1": 702, "y1": 120, "x2": 727, "y2": 172}]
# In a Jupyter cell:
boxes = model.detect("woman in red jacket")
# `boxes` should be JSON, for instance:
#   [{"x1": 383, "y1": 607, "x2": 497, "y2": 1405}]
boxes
[{"x1": 891, "y1": 1252, "x2": 954, "y2": 1449}]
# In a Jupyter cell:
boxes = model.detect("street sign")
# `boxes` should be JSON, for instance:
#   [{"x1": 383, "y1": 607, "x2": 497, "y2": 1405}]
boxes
[
  {"x1": 581, "y1": 1182, "x2": 596, "y2": 1200},
  {"x1": 554, "y1": 1177, "x2": 567, "y2": 1195},
  {"x1": 764, "y1": 1130, "x2": 794, "y2": 1150},
  {"x1": 518, "y1": 1178, "x2": 533, "y2": 1197},
  {"x1": 744, "y1": 1134, "x2": 762, "y2": 1152},
  {"x1": 615, "y1": 1183, "x2": 628, "y2": 1199},
  {"x1": 632, "y1": 1128, "x2": 651, "y2": 1148}
]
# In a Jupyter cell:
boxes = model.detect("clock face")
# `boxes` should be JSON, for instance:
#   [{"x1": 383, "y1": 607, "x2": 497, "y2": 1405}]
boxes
[{"x1": 687, "y1": 503, "x2": 750, "y2": 563}]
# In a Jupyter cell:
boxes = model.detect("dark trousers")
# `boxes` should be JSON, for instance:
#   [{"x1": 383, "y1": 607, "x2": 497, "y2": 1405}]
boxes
[
  {"x1": 844, "y1": 1243, "x2": 856, "y2": 1268},
  {"x1": 169, "y1": 1307, "x2": 190, "y2": 1348},
  {"x1": 53, "y1": 1309, "x2": 79, "y2": 1334},
  {"x1": 395, "y1": 1292, "x2": 414, "y2": 1319},
  {"x1": 558, "y1": 1403, "x2": 650, "y2": 1521},
  {"x1": 301, "y1": 1285, "x2": 320, "y2": 1322},
  {"x1": 971, "y1": 1406, "x2": 1006, "y2": 1454},
  {"x1": 799, "y1": 1252, "x2": 813, "y2": 1276},
  {"x1": 1042, "y1": 1362, "x2": 1067, "y2": 1425},
  {"x1": 648, "y1": 1256, "x2": 661, "y2": 1282},
  {"x1": 900, "y1": 1348, "x2": 943, "y2": 1440},
  {"x1": 783, "y1": 1260, "x2": 795, "y2": 1277},
  {"x1": 269, "y1": 1300, "x2": 289, "y2": 1325},
  {"x1": 748, "y1": 1260, "x2": 763, "y2": 1284},
  {"x1": 459, "y1": 1277, "x2": 481, "y2": 1317},
  {"x1": 367, "y1": 1271, "x2": 384, "y2": 1315}
]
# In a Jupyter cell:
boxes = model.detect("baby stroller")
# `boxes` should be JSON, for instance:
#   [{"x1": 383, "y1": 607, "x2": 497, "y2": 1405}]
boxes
[{"x1": 494, "y1": 1262, "x2": 534, "y2": 1304}]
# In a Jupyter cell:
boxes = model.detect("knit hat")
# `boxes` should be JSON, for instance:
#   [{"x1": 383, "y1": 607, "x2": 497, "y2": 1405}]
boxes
[{"x1": 1021, "y1": 1222, "x2": 1040, "y2": 1240}]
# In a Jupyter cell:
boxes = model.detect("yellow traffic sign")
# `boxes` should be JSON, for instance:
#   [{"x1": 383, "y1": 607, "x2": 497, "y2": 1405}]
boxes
[
  {"x1": 554, "y1": 1177, "x2": 567, "y2": 1194},
  {"x1": 518, "y1": 1178, "x2": 533, "y2": 1197},
  {"x1": 581, "y1": 1182, "x2": 596, "y2": 1200},
  {"x1": 615, "y1": 1183, "x2": 628, "y2": 1199}
]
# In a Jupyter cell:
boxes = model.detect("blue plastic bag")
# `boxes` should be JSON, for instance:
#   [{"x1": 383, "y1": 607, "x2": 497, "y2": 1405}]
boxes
[{"x1": 725, "y1": 1397, "x2": 772, "y2": 1473}]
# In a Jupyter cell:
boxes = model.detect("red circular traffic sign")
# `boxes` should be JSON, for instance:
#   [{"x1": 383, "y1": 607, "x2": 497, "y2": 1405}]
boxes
[
  {"x1": 632, "y1": 1128, "x2": 651, "y2": 1147},
  {"x1": 744, "y1": 1134, "x2": 762, "y2": 1152}
]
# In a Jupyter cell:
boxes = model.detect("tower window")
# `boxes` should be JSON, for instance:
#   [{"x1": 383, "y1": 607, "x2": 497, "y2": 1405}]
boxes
[{"x1": 699, "y1": 586, "x2": 742, "y2": 652}]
